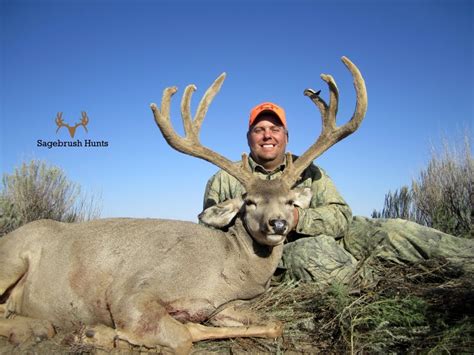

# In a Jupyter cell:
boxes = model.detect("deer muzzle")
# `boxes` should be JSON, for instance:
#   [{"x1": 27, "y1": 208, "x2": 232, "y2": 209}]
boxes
[{"x1": 269, "y1": 219, "x2": 288, "y2": 235}]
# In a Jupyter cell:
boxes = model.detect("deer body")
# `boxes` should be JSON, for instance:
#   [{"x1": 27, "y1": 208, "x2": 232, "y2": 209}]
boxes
[
  {"x1": 1, "y1": 218, "x2": 280, "y2": 328},
  {"x1": 0, "y1": 57, "x2": 367, "y2": 353}
]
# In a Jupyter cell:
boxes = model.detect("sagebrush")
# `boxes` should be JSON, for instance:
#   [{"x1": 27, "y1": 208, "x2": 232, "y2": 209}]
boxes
[
  {"x1": 373, "y1": 133, "x2": 473, "y2": 238},
  {"x1": 0, "y1": 160, "x2": 101, "y2": 236}
]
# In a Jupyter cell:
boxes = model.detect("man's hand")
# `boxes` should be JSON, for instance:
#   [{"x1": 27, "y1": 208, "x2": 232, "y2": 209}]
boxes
[{"x1": 293, "y1": 207, "x2": 299, "y2": 230}]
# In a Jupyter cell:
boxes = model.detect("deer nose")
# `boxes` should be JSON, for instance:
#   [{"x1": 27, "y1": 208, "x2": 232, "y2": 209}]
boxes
[{"x1": 269, "y1": 219, "x2": 287, "y2": 234}]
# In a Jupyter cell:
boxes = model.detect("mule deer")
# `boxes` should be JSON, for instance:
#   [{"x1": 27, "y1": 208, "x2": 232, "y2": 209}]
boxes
[{"x1": 0, "y1": 57, "x2": 367, "y2": 353}]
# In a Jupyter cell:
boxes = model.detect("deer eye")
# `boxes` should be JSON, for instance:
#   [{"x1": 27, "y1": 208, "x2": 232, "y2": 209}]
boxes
[
  {"x1": 287, "y1": 200, "x2": 294, "y2": 206},
  {"x1": 245, "y1": 200, "x2": 256, "y2": 207}
]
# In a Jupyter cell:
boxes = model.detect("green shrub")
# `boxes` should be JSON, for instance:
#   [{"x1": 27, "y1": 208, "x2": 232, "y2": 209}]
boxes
[
  {"x1": 0, "y1": 160, "x2": 101, "y2": 236},
  {"x1": 372, "y1": 133, "x2": 473, "y2": 238}
]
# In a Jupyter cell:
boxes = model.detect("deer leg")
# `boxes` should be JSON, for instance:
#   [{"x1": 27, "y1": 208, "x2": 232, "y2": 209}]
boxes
[
  {"x1": 80, "y1": 310, "x2": 192, "y2": 354},
  {"x1": 186, "y1": 304, "x2": 283, "y2": 341},
  {"x1": 105, "y1": 292, "x2": 193, "y2": 354},
  {"x1": 185, "y1": 322, "x2": 283, "y2": 342},
  {"x1": 0, "y1": 315, "x2": 55, "y2": 345},
  {"x1": 0, "y1": 257, "x2": 28, "y2": 303},
  {"x1": 0, "y1": 262, "x2": 28, "y2": 319}
]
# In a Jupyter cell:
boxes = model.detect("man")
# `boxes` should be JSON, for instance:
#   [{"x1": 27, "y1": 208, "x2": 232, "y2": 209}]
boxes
[
  {"x1": 200, "y1": 102, "x2": 358, "y2": 283},
  {"x1": 200, "y1": 102, "x2": 474, "y2": 285}
]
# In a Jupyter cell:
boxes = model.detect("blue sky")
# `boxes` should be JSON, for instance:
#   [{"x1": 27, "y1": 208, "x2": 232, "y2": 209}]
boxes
[{"x1": 1, "y1": 0, "x2": 472, "y2": 222}]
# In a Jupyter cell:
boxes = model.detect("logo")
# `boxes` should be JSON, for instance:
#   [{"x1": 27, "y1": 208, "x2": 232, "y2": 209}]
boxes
[
  {"x1": 36, "y1": 111, "x2": 109, "y2": 149},
  {"x1": 55, "y1": 111, "x2": 89, "y2": 138}
]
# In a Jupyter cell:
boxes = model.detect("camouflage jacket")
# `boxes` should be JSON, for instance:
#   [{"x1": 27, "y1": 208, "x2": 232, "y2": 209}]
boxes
[{"x1": 200, "y1": 155, "x2": 352, "y2": 240}]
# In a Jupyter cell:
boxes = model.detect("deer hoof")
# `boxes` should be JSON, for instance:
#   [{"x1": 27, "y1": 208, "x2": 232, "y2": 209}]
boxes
[
  {"x1": 79, "y1": 325, "x2": 117, "y2": 349},
  {"x1": 6, "y1": 319, "x2": 55, "y2": 345},
  {"x1": 79, "y1": 325, "x2": 132, "y2": 350}
]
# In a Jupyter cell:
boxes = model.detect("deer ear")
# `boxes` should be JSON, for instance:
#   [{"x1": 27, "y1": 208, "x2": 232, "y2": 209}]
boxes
[
  {"x1": 198, "y1": 197, "x2": 243, "y2": 228},
  {"x1": 292, "y1": 187, "x2": 312, "y2": 209}
]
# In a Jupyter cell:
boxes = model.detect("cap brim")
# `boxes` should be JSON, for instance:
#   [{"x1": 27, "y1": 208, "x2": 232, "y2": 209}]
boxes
[{"x1": 251, "y1": 110, "x2": 286, "y2": 127}]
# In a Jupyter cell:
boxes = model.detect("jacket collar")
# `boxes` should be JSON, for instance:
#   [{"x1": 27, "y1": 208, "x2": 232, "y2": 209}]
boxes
[{"x1": 247, "y1": 155, "x2": 287, "y2": 175}]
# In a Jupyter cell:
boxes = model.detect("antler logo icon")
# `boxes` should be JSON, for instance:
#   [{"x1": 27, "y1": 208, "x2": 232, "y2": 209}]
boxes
[{"x1": 55, "y1": 112, "x2": 89, "y2": 138}]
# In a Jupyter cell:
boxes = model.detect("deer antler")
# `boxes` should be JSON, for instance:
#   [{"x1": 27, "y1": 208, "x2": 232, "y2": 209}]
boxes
[
  {"x1": 282, "y1": 56, "x2": 368, "y2": 186},
  {"x1": 55, "y1": 112, "x2": 65, "y2": 133},
  {"x1": 55, "y1": 112, "x2": 89, "y2": 138},
  {"x1": 151, "y1": 74, "x2": 254, "y2": 187}
]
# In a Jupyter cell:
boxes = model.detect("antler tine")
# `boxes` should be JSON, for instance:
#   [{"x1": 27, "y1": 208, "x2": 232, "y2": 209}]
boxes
[
  {"x1": 181, "y1": 84, "x2": 197, "y2": 140},
  {"x1": 304, "y1": 89, "x2": 329, "y2": 128},
  {"x1": 194, "y1": 74, "x2": 225, "y2": 132},
  {"x1": 55, "y1": 112, "x2": 63, "y2": 123},
  {"x1": 340, "y1": 56, "x2": 368, "y2": 136},
  {"x1": 80, "y1": 111, "x2": 89, "y2": 132},
  {"x1": 55, "y1": 112, "x2": 64, "y2": 132},
  {"x1": 283, "y1": 56, "x2": 368, "y2": 186},
  {"x1": 151, "y1": 73, "x2": 254, "y2": 187}
]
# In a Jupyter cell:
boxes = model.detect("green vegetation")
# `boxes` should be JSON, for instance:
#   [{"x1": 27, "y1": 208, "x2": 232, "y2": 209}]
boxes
[
  {"x1": 373, "y1": 133, "x2": 473, "y2": 238},
  {"x1": 0, "y1": 160, "x2": 101, "y2": 237}
]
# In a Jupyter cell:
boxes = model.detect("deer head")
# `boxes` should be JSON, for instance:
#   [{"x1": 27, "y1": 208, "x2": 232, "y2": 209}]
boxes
[
  {"x1": 151, "y1": 56, "x2": 367, "y2": 246},
  {"x1": 55, "y1": 111, "x2": 89, "y2": 138}
]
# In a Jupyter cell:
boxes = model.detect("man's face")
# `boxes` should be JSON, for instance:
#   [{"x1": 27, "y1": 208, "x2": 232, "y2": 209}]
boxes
[{"x1": 247, "y1": 114, "x2": 288, "y2": 169}]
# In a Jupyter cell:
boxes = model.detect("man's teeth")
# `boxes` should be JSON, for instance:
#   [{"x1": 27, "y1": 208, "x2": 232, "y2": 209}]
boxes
[{"x1": 262, "y1": 144, "x2": 275, "y2": 148}]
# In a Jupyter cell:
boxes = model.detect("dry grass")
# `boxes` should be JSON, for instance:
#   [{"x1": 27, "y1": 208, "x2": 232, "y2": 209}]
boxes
[
  {"x1": 195, "y1": 257, "x2": 474, "y2": 354},
  {"x1": 0, "y1": 258, "x2": 472, "y2": 354}
]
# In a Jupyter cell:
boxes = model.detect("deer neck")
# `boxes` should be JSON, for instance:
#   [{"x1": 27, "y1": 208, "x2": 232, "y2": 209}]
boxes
[{"x1": 228, "y1": 218, "x2": 284, "y2": 287}]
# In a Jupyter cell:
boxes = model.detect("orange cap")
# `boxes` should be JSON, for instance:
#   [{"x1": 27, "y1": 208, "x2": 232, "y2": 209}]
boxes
[{"x1": 249, "y1": 102, "x2": 287, "y2": 128}]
